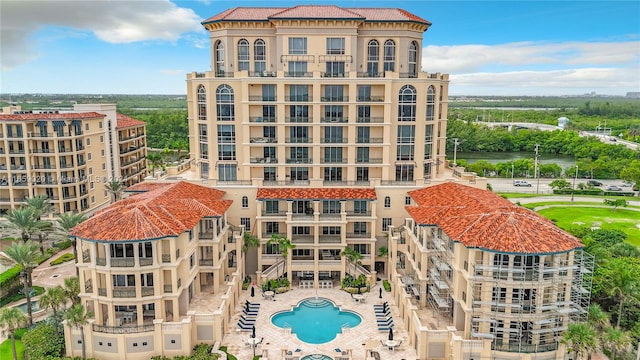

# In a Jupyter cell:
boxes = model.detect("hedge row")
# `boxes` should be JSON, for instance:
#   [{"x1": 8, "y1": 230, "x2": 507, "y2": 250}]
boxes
[{"x1": 553, "y1": 189, "x2": 636, "y2": 197}]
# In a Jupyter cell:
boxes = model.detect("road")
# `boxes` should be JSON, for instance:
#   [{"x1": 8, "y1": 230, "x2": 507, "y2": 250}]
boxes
[{"x1": 487, "y1": 178, "x2": 637, "y2": 195}]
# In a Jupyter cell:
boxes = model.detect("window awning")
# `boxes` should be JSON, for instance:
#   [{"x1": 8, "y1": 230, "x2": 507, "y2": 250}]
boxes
[{"x1": 52, "y1": 120, "x2": 66, "y2": 127}]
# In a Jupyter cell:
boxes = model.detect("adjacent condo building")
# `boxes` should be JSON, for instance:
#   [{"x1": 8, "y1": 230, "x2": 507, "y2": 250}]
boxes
[{"x1": 0, "y1": 104, "x2": 148, "y2": 214}]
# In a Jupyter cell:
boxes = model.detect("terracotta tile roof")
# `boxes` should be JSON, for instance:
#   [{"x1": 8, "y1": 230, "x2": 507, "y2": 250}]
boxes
[
  {"x1": 0, "y1": 112, "x2": 104, "y2": 121},
  {"x1": 257, "y1": 187, "x2": 376, "y2": 201},
  {"x1": 202, "y1": 7, "x2": 285, "y2": 23},
  {"x1": 203, "y1": 6, "x2": 429, "y2": 26},
  {"x1": 71, "y1": 181, "x2": 231, "y2": 242},
  {"x1": 116, "y1": 113, "x2": 146, "y2": 129},
  {"x1": 405, "y1": 182, "x2": 583, "y2": 254},
  {"x1": 269, "y1": 5, "x2": 364, "y2": 20}
]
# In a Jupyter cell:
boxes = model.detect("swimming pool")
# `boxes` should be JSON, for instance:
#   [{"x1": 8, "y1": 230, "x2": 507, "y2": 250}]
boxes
[
  {"x1": 301, "y1": 355, "x2": 333, "y2": 360},
  {"x1": 14, "y1": 300, "x2": 40, "y2": 313},
  {"x1": 271, "y1": 297, "x2": 361, "y2": 344}
]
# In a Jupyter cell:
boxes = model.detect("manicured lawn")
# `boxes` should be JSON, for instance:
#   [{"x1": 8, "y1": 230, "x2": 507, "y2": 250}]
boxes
[
  {"x1": 521, "y1": 201, "x2": 640, "y2": 210},
  {"x1": 499, "y1": 193, "x2": 551, "y2": 199},
  {"x1": 536, "y1": 207, "x2": 640, "y2": 246},
  {"x1": 0, "y1": 338, "x2": 24, "y2": 360}
]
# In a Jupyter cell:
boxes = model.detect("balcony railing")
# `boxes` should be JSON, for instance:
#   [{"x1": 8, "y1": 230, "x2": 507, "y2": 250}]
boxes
[
  {"x1": 250, "y1": 137, "x2": 277, "y2": 143},
  {"x1": 285, "y1": 72, "x2": 312, "y2": 78},
  {"x1": 93, "y1": 324, "x2": 155, "y2": 334},
  {"x1": 249, "y1": 71, "x2": 276, "y2": 77},
  {"x1": 356, "y1": 117, "x2": 384, "y2": 123},
  {"x1": 285, "y1": 137, "x2": 311, "y2": 144},
  {"x1": 357, "y1": 72, "x2": 385, "y2": 78},
  {"x1": 199, "y1": 231, "x2": 214, "y2": 239},
  {"x1": 249, "y1": 96, "x2": 277, "y2": 102},
  {"x1": 141, "y1": 286, "x2": 154, "y2": 297},
  {"x1": 112, "y1": 287, "x2": 136, "y2": 298},
  {"x1": 261, "y1": 210, "x2": 287, "y2": 216},
  {"x1": 357, "y1": 96, "x2": 385, "y2": 102},
  {"x1": 356, "y1": 137, "x2": 383, "y2": 144},
  {"x1": 162, "y1": 254, "x2": 171, "y2": 263},
  {"x1": 110, "y1": 258, "x2": 135, "y2": 267},
  {"x1": 346, "y1": 210, "x2": 372, "y2": 216},
  {"x1": 96, "y1": 257, "x2": 106, "y2": 266},
  {"x1": 250, "y1": 157, "x2": 277, "y2": 164},
  {"x1": 321, "y1": 158, "x2": 346, "y2": 164},
  {"x1": 320, "y1": 96, "x2": 348, "y2": 102},
  {"x1": 323, "y1": 180, "x2": 370, "y2": 186},
  {"x1": 164, "y1": 285, "x2": 172, "y2": 293},
  {"x1": 356, "y1": 158, "x2": 383, "y2": 164},
  {"x1": 285, "y1": 117, "x2": 311, "y2": 123},
  {"x1": 347, "y1": 233, "x2": 371, "y2": 238},
  {"x1": 320, "y1": 138, "x2": 346, "y2": 144},
  {"x1": 199, "y1": 259, "x2": 213, "y2": 266},
  {"x1": 320, "y1": 117, "x2": 348, "y2": 123},
  {"x1": 286, "y1": 158, "x2": 312, "y2": 164},
  {"x1": 139, "y1": 258, "x2": 153, "y2": 266},
  {"x1": 284, "y1": 95, "x2": 313, "y2": 102},
  {"x1": 98, "y1": 288, "x2": 107, "y2": 296},
  {"x1": 249, "y1": 116, "x2": 276, "y2": 123}
]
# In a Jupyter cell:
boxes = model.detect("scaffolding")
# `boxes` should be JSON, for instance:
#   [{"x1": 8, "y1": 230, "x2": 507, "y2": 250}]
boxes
[
  {"x1": 426, "y1": 226, "x2": 453, "y2": 319},
  {"x1": 470, "y1": 250, "x2": 593, "y2": 355}
]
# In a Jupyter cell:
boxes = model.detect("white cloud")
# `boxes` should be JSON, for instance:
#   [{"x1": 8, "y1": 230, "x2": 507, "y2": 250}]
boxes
[
  {"x1": 423, "y1": 41, "x2": 640, "y2": 95},
  {"x1": 0, "y1": 0, "x2": 203, "y2": 71}
]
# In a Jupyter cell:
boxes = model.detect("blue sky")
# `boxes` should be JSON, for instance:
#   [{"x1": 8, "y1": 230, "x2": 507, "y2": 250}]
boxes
[{"x1": 1, "y1": 0, "x2": 638, "y2": 96}]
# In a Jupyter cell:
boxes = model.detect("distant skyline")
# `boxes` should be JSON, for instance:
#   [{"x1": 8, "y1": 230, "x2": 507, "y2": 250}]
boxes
[{"x1": 1, "y1": 0, "x2": 639, "y2": 96}]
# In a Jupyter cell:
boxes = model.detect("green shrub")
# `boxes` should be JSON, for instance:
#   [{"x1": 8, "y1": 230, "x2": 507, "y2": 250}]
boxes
[
  {"x1": 0, "y1": 265, "x2": 22, "y2": 287},
  {"x1": 22, "y1": 322, "x2": 65, "y2": 359},
  {"x1": 55, "y1": 239, "x2": 72, "y2": 250},
  {"x1": 50, "y1": 253, "x2": 75, "y2": 266},
  {"x1": 383, "y1": 280, "x2": 391, "y2": 292}
]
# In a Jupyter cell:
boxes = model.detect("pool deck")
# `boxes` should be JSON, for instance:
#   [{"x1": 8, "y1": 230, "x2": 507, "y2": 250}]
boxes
[{"x1": 222, "y1": 284, "x2": 418, "y2": 360}]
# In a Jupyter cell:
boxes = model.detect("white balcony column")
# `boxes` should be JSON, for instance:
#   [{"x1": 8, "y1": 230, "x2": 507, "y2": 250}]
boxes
[
  {"x1": 104, "y1": 243, "x2": 111, "y2": 267},
  {"x1": 133, "y1": 242, "x2": 140, "y2": 267},
  {"x1": 313, "y1": 248, "x2": 320, "y2": 289}
]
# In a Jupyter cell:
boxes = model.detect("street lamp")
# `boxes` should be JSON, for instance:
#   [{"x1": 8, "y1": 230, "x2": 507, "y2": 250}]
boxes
[{"x1": 571, "y1": 165, "x2": 579, "y2": 202}]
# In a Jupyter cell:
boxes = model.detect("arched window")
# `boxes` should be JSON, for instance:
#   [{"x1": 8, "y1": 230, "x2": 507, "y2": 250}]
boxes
[
  {"x1": 384, "y1": 196, "x2": 391, "y2": 208},
  {"x1": 366, "y1": 39, "x2": 379, "y2": 76},
  {"x1": 242, "y1": 196, "x2": 249, "y2": 208},
  {"x1": 254, "y1": 39, "x2": 266, "y2": 73},
  {"x1": 408, "y1": 41, "x2": 418, "y2": 77},
  {"x1": 215, "y1": 40, "x2": 225, "y2": 74},
  {"x1": 426, "y1": 86, "x2": 435, "y2": 121},
  {"x1": 216, "y1": 84, "x2": 234, "y2": 121},
  {"x1": 398, "y1": 85, "x2": 416, "y2": 122},
  {"x1": 237, "y1": 39, "x2": 249, "y2": 71},
  {"x1": 383, "y1": 40, "x2": 395, "y2": 72},
  {"x1": 197, "y1": 85, "x2": 207, "y2": 121}
]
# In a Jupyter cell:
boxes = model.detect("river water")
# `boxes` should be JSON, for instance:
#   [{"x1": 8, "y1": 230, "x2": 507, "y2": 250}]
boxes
[{"x1": 450, "y1": 151, "x2": 576, "y2": 169}]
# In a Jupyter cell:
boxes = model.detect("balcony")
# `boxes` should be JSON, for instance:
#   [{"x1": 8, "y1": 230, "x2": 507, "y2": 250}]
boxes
[
  {"x1": 113, "y1": 287, "x2": 136, "y2": 298},
  {"x1": 199, "y1": 231, "x2": 214, "y2": 239},
  {"x1": 261, "y1": 210, "x2": 287, "y2": 216},
  {"x1": 346, "y1": 233, "x2": 371, "y2": 238},
  {"x1": 215, "y1": 71, "x2": 235, "y2": 78},
  {"x1": 357, "y1": 72, "x2": 385, "y2": 78},
  {"x1": 321, "y1": 158, "x2": 346, "y2": 164},
  {"x1": 320, "y1": 117, "x2": 348, "y2": 123},
  {"x1": 356, "y1": 137, "x2": 383, "y2": 144},
  {"x1": 250, "y1": 157, "x2": 277, "y2": 164},
  {"x1": 199, "y1": 259, "x2": 213, "y2": 266},
  {"x1": 321, "y1": 72, "x2": 346, "y2": 78},
  {"x1": 320, "y1": 138, "x2": 346, "y2": 144},
  {"x1": 285, "y1": 96, "x2": 312, "y2": 102},
  {"x1": 249, "y1": 71, "x2": 276, "y2": 77},
  {"x1": 162, "y1": 254, "x2": 171, "y2": 263},
  {"x1": 98, "y1": 288, "x2": 107, "y2": 296},
  {"x1": 249, "y1": 96, "x2": 277, "y2": 102},
  {"x1": 356, "y1": 158, "x2": 383, "y2": 164},
  {"x1": 346, "y1": 210, "x2": 372, "y2": 216},
  {"x1": 249, "y1": 116, "x2": 276, "y2": 123},
  {"x1": 285, "y1": 72, "x2": 312, "y2": 78},
  {"x1": 323, "y1": 180, "x2": 370, "y2": 186},
  {"x1": 285, "y1": 137, "x2": 311, "y2": 144},
  {"x1": 357, "y1": 96, "x2": 385, "y2": 102},
  {"x1": 285, "y1": 158, "x2": 312, "y2": 164},
  {"x1": 250, "y1": 137, "x2": 277, "y2": 144},
  {"x1": 92, "y1": 324, "x2": 155, "y2": 334},
  {"x1": 164, "y1": 285, "x2": 172, "y2": 293},
  {"x1": 110, "y1": 258, "x2": 135, "y2": 267},
  {"x1": 285, "y1": 117, "x2": 311, "y2": 123},
  {"x1": 263, "y1": 180, "x2": 310, "y2": 186},
  {"x1": 141, "y1": 286, "x2": 154, "y2": 297},
  {"x1": 356, "y1": 117, "x2": 384, "y2": 123},
  {"x1": 320, "y1": 96, "x2": 348, "y2": 102},
  {"x1": 96, "y1": 257, "x2": 106, "y2": 266},
  {"x1": 139, "y1": 258, "x2": 153, "y2": 266},
  {"x1": 31, "y1": 148, "x2": 53, "y2": 154},
  {"x1": 32, "y1": 164, "x2": 56, "y2": 170}
]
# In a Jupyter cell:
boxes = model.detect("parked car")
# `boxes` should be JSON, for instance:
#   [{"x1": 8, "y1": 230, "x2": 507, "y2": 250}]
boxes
[
  {"x1": 513, "y1": 180, "x2": 532, "y2": 187},
  {"x1": 605, "y1": 185, "x2": 622, "y2": 191},
  {"x1": 620, "y1": 181, "x2": 633, "y2": 187},
  {"x1": 587, "y1": 180, "x2": 603, "y2": 187}
]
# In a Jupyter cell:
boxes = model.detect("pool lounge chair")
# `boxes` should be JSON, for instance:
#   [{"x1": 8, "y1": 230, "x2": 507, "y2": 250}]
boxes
[
  {"x1": 377, "y1": 323, "x2": 395, "y2": 331},
  {"x1": 376, "y1": 317, "x2": 393, "y2": 325},
  {"x1": 243, "y1": 309, "x2": 260, "y2": 315},
  {"x1": 374, "y1": 309, "x2": 391, "y2": 317}
]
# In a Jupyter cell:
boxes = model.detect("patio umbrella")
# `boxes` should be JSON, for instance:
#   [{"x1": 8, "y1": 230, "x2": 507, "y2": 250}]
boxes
[
  {"x1": 383, "y1": 302, "x2": 388, "y2": 313},
  {"x1": 379, "y1": 287, "x2": 382, "y2": 298},
  {"x1": 245, "y1": 302, "x2": 250, "y2": 313},
  {"x1": 388, "y1": 328, "x2": 393, "y2": 341},
  {"x1": 251, "y1": 286, "x2": 255, "y2": 297},
  {"x1": 251, "y1": 325, "x2": 256, "y2": 339}
]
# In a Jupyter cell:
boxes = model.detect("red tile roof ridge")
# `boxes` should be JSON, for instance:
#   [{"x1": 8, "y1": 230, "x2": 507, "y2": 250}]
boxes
[
  {"x1": 116, "y1": 113, "x2": 146, "y2": 129},
  {"x1": 269, "y1": 5, "x2": 365, "y2": 19}
]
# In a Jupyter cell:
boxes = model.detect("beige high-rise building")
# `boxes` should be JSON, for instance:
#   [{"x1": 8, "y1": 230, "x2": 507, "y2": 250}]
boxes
[
  {"x1": 61, "y1": 5, "x2": 592, "y2": 360},
  {"x1": 0, "y1": 104, "x2": 148, "y2": 214}
]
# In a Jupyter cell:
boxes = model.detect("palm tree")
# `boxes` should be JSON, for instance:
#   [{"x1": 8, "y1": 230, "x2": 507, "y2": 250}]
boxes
[
  {"x1": 561, "y1": 323, "x2": 598, "y2": 360},
  {"x1": 39, "y1": 285, "x2": 67, "y2": 317},
  {"x1": 603, "y1": 259, "x2": 640, "y2": 328},
  {"x1": 242, "y1": 232, "x2": 260, "y2": 254},
  {"x1": 2, "y1": 206, "x2": 50, "y2": 243},
  {"x1": 63, "y1": 277, "x2": 81, "y2": 306},
  {"x1": 0, "y1": 307, "x2": 28, "y2": 360},
  {"x1": 603, "y1": 327, "x2": 632, "y2": 360},
  {"x1": 104, "y1": 181, "x2": 125, "y2": 203},
  {"x1": 268, "y1": 234, "x2": 295, "y2": 278},
  {"x1": 0, "y1": 241, "x2": 41, "y2": 326},
  {"x1": 64, "y1": 304, "x2": 93, "y2": 360},
  {"x1": 341, "y1": 246, "x2": 363, "y2": 276},
  {"x1": 25, "y1": 195, "x2": 53, "y2": 218},
  {"x1": 54, "y1": 212, "x2": 87, "y2": 276},
  {"x1": 587, "y1": 304, "x2": 610, "y2": 332}
]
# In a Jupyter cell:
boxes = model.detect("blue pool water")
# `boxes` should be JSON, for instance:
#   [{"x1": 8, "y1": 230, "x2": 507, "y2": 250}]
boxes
[
  {"x1": 14, "y1": 301, "x2": 40, "y2": 313},
  {"x1": 271, "y1": 298, "x2": 361, "y2": 344},
  {"x1": 301, "y1": 355, "x2": 333, "y2": 360}
]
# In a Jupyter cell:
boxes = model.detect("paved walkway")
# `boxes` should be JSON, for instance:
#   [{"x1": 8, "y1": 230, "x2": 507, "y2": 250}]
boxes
[{"x1": 509, "y1": 195, "x2": 640, "y2": 207}]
